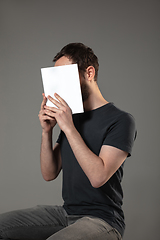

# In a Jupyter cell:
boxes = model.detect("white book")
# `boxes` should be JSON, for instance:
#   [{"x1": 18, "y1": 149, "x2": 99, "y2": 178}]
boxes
[{"x1": 41, "y1": 64, "x2": 84, "y2": 114}]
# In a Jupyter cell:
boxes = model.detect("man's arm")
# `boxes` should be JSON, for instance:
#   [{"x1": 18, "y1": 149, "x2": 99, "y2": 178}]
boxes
[
  {"x1": 44, "y1": 94, "x2": 128, "y2": 188},
  {"x1": 39, "y1": 94, "x2": 62, "y2": 181},
  {"x1": 64, "y1": 128, "x2": 127, "y2": 188},
  {"x1": 40, "y1": 132, "x2": 62, "y2": 181}
]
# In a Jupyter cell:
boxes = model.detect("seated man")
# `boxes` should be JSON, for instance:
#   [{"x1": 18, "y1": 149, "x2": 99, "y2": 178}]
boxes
[{"x1": 0, "y1": 43, "x2": 136, "y2": 240}]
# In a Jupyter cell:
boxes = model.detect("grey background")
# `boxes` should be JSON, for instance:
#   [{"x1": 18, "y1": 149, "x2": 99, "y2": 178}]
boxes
[{"x1": 0, "y1": 1, "x2": 159, "y2": 239}]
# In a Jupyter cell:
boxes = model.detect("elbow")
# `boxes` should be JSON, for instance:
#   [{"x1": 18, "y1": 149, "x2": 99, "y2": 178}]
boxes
[
  {"x1": 90, "y1": 177, "x2": 108, "y2": 188},
  {"x1": 41, "y1": 168, "x2": 61, "y2": 182},
  {"x1": 42, "y1": 173, "x2": 57, "y2": 182},
  {"x1": 43, "y1": 177, "x2": 54, "y2": 182},
  {"x1": 43, "y1": 176, "x2": 55, "y2": 182},
  {"x1": 91, "y1": 181, "x2": 103, "y2": 189},
  {"x1": 91, "y1": 182, "x2": 101, "y2": 189},
  {"x1": 90, "y1": 169, "x2": 111, "y2": 188}
]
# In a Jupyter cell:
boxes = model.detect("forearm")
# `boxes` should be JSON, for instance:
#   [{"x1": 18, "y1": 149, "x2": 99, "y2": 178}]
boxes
[
  {"x1": 40, "y1": 130, "x2": 60, "y2": 181},
  {"x1": 65, "y1": 127, "x2": 106, "y2": 188}
]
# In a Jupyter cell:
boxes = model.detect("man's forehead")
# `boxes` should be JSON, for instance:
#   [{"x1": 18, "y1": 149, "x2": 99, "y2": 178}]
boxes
[{"x1": 54, "y1": 56, "x2": 73, "y2": 67}]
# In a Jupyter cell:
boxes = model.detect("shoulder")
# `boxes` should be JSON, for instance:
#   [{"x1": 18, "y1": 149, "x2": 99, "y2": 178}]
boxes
[
  {"x1": 102, "y1": 105, "x2": 137, "y2": 156},
  {"x1": 119, "y1": 112, "x2": 136, "y2": 129},
  {"x1": 109, "y1": 104, "x2": 136, "y2": 126},
  {"x1": 105, "y1": 104, "x2": 137, "y2": 143}
]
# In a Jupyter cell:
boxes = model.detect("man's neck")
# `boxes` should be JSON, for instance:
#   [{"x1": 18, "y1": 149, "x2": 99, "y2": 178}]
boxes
[{"x1": 83, "y1": 84, "x2": 108, "y2": 112}]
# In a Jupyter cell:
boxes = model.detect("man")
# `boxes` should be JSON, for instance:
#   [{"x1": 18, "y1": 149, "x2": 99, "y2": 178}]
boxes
[{"x1": 0, "y1": 43, "x2": 136, "y2": 240}]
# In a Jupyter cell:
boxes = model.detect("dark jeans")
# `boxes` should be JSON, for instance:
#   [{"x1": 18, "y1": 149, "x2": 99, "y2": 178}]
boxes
[{"x1": 0, "y1": 205, "x2": 122, "y2": 240}]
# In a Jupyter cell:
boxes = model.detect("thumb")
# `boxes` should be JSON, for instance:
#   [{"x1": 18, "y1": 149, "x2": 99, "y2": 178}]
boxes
[{"x1": 41, "y1": 93, "x2": 47, "y2": 110}]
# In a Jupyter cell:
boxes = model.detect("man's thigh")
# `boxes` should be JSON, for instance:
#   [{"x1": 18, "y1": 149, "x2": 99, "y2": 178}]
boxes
[
  {"x1": 0, "y1": 205, "x2": 67, "y2": 240},
  {"x1": 47, "y1": 216, "x2": 122, "y2": 240}
]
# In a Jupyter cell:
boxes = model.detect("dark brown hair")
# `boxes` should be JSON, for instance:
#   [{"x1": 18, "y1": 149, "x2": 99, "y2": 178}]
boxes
[{"x1": 53, "y1": 43, "x2": 99, "y2": 81}]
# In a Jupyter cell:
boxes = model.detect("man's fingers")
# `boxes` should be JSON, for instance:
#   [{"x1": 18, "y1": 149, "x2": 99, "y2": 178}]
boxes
[
  {"x1": 44, "y1": 109, "x2": 59, "y2": 118},
  {"x1": 54, "y1": 93, "x2": 68, "y2": 106},
  {"x1": 38, "y1": 109, "x2": 46, "y2": 117},
  {"x1": 41, "y1": 115, "x2": 56, "y2": 121},
  {"x1": 47, "y1": 95, "x2": 62, "y2": 109},
  {"x1": 41, "y1": 93, "x2": 47, "y2": 110},
  {"x1": 44, "y1": 105, "x2": 58, "y2": 112},
  {"x1": 47, "y1": 94, "x2": 69, "y2": 111}
]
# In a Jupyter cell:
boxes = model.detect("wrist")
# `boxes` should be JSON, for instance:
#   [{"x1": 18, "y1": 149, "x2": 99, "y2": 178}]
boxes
[
  {"x1": 65, "y1": 125, "x2": 77, "y2": 138},
  {"x1": 42, "y1": 129, "x2": 53, "y2": 136}
]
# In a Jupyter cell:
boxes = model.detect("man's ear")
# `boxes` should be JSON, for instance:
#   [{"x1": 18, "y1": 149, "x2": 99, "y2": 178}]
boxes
[{"x1": 86, "y1": 66, "x2": 95, "y2": 81}]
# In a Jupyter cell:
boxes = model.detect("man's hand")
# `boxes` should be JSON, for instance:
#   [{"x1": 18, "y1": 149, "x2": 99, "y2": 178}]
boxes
[
  {"x1": 38, "y1": 93, "x2": 57, "y2": 133},
  {"x1": 44, "y1": 93, "x2": 75, "y2": 134}
]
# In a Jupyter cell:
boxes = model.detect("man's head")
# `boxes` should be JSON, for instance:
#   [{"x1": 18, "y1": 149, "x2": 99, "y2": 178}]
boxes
[{"x1": 53, "y1": 42, "x2": 99, "y2": 82}]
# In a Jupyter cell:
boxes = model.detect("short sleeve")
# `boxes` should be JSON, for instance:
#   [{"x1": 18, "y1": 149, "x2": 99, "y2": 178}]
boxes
[{"x1": 103, "y1": 113, "x2": 137, "y2": 157}]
